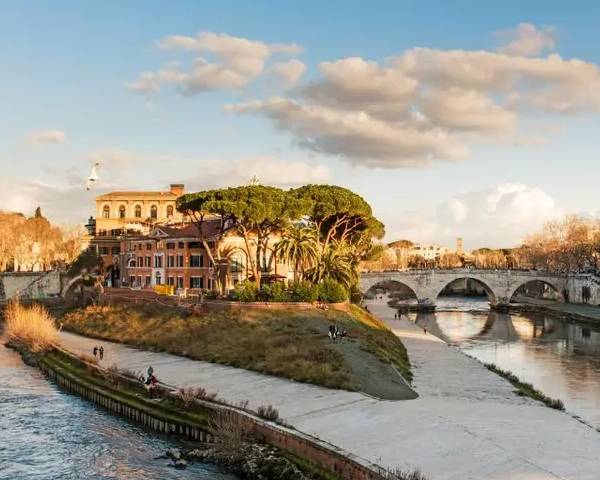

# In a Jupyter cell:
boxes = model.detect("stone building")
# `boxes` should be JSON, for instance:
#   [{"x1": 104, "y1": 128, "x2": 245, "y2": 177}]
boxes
[{"x1": 87, "y1": 184, "x2": 186, "y2": 285}]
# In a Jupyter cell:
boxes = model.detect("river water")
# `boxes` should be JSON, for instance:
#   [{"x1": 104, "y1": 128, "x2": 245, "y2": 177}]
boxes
[
  {"x1": 403, "y1": 296, "x2": 600, "y2": 429},
  {"x1": 0, "y1": 343, "x2": 238, "y2": 480}
]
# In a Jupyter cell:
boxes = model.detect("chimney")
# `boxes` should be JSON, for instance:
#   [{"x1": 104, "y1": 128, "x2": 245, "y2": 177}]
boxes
[{"x1": 170, "y1": 184, "x2": 185, "y2": 196}]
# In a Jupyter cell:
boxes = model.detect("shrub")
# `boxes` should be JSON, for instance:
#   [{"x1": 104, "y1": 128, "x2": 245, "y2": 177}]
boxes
[
  {"x1": 256, "y1": 404, "x2": 280, "y2": 421},
  {"x1": 350, "y1": 287, "x2": 363, "y2": 304},
  {"x1": 203, "y1": 289, "x2": 218, "y2": 300},
  {"x1": 267, "y1": 282, "x2": 289, "y2": 302},
  {"x1": 318, "y1": 279, "x2": 348, "y2": 303},
  {"x1": 290, "y1": 280, "x2": 319, "y2": 302},
  {"x1": 232, "y1": 280, "x2": 258, "y2": 302},
  {"x1": 4, "y1": 301, "x2": 58, "y2": 352}
]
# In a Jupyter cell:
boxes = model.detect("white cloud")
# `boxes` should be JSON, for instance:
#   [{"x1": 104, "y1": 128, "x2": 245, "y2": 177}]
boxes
[
  {"x1": 270, "y1": 59, "x2": 306, "y2": 88},
  {"x1": 129, "y1": 32, "x2": 302, "y2": 94},
  {"x1": 435, "y1": 183, "x2": 560, "y2": 247},
  {"x1": 27, "y1": 130, "x2": 66, "y2": 145},
  {"x1": 228, "y1": 98, "x2": 468, "y2": 167},
  {"x1": 0, "y1": 176, "x2": 93, "y2": 224},
  {"x1": 231, "y1": 24, "x2": 600, "y2": 167},
  {"x1": 496, "y1": 22, "x2": 556, "y2": 57},
  {"x1": 419, "y1": 88, "x2": 516, "y2": 131},
  {"x1": 388, "y1": 183, "x2": 561, "y2": 248},
  {"x1": 178, "y1": 156, "x2": 330, "y2": 189}
]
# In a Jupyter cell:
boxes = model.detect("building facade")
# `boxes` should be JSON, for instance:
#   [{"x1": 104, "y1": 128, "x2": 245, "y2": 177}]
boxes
[{"x1": 87, "y1": 184, "x2": 186, "y2": 285}]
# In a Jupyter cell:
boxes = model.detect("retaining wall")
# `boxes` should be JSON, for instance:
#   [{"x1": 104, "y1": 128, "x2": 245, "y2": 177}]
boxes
[
  {"x1": 0, "y1": 271, "x2": 62, "y2": 302},
  {"x1": 41, "y1": 348, "x2": 387, "y2": 480}
]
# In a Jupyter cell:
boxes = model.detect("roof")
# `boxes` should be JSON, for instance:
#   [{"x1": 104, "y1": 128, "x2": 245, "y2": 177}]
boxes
[
  {"x1": 96, "y1": 191, "x2": 178, "y2": 201},
  {"x1": 149, "y1": 220, "x2": 223, "y2": 239}
]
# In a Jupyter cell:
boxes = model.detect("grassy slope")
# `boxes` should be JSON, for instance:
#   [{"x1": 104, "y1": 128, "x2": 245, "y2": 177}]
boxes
[{"x1": 61, "y1": 303, "x2": 415, "y2": 400}]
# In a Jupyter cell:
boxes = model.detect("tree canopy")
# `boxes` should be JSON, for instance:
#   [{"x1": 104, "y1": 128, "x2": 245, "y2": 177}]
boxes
[{"x1": 177, "y1": 184, "x2": 385, "y2": 289}]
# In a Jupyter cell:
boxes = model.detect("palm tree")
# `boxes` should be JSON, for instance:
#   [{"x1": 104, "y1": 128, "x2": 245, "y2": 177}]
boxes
[
  {"x1": 275, "y1": 224, "x2": 318, "y2": 281},
  {"x1": 305, "y1": 239, "x2": 357, "y2": 290}
]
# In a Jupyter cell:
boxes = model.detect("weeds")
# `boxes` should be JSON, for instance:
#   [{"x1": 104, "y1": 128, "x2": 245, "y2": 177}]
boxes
[
  {"x1": 256, "y1": 405, "x2": 280, "y2": 422},
  {"x1": 380, "y1": 467, "x2": 428, "y2": 480},
  {"x1": 4, "y1": 300, "x2": 57, "y2": 352},
  {"x1": 484, "y1": 363, "x2": 565, "y2": 410}
]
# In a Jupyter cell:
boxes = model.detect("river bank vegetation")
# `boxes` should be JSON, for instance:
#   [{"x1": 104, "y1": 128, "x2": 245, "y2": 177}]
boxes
[
  {"x1": 61, "y1": 303, "x2": 414, "y2": 399},
  {"x1": 4, "y1": 300, "x2": 57, "y2": 352},
  {"x1": 177, "y1": 185, "x2": 384, "y2": 299},
  {"x1": 484, "y1": 363, "x2": 565, "y2": 410}
]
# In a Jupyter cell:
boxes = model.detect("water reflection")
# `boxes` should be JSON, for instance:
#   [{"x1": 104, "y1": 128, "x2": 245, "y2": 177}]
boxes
[
  {"x1": 410, "y1": 309, "x2": 600, "y2": 428},
  {"x1": 0, "y1": 343, "x2": 238, "y2": 480}
]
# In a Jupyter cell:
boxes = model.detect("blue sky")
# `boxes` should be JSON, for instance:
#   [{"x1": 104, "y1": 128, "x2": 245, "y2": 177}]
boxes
[{"x1": 3, "y1": 1, "x2": 600, "y2": 249}]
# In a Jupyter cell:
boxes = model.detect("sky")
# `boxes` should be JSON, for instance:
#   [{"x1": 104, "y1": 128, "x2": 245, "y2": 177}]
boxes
[{"x1": 2, "y1": 0, "x2": 600, "y2": 250}]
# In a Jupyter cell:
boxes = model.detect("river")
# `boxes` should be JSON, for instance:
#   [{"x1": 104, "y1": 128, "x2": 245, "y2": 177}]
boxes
[
  {"x1": 0, "y1": 343, "x2": 238, "y2": 480},
  {"x1": 399, "y1": 296, "x2": 600, "y2": 429}
]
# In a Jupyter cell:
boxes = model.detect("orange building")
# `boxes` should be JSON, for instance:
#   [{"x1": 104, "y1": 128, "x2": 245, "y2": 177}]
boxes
[{"x1": 87, "y1": 184, "x2": 186, "y2": 285}]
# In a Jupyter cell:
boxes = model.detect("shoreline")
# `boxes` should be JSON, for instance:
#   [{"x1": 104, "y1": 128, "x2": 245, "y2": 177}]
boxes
[{"x1": 7, "y1": 340, "x2": 396, "y2": 480}]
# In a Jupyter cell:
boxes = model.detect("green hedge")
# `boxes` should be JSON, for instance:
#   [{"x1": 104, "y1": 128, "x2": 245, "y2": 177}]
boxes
[{"x1": 231, "y1": 279, "x2": 347, "y2": 303}]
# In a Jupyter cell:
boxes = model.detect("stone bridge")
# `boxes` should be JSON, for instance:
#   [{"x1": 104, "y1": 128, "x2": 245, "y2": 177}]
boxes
[{"x1": 360, "y1": 269, "x2": 597, "y2": 310}]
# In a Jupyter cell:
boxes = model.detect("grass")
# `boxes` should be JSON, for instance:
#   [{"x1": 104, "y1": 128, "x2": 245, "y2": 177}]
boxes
[
  {"x1": 4, "y1": 300, "x2": 58, "y2": 352},
  {"x1": 484, "y1": 363, "x2": 565, "y2": 410},
  {"x1": 61, "y1": 303, "x2": 413, "y2": 399}
]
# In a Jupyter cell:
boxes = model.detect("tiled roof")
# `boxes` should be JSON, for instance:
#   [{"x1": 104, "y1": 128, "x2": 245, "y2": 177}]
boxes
[
  {"x1": 150, "y1": 220, "x2": 223, "y2": 239},
  {"x1": 96, "y1": 191, "x2": 178, "y2": 200}
]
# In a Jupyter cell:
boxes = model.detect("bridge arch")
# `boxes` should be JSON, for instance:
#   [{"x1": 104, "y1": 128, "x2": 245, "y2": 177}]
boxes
[
  {"x1": 433, "y1": 276, "x2": 498, "y2": 304},
  {"x1": 508, "y1": 278, "x2": 564, "y2": 303},
  {"x1": 364, "y1": 279, "x2": 419, "y2": 302}
]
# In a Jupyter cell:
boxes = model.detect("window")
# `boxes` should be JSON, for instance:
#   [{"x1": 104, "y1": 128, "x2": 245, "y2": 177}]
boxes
[
  {"x1": 99, "y1": 247, "x2": 109, "y2": 255},
  {"x1": 135, "y1": 205, "x2": 142, "y2": 218},
  {"x1": 190, "y1": 277, "x2": 203, "y2": 289},
  {"x1": 150, "y1": 205, "x2": 158, "y2": 219},
  {"x1": 190, "y1": 254, "x2": 203, "y2": 267},
  {"x1": 111, "y1": 246, "x2": 120, "y2": 255},
  {"x1": 154, "y1": 255, "x2": 163, "y2": 268},
  {"x1": 98, "y1": 229, "x2": 107, "y2": 237},
  {"x1": 231, "y1": 255, "x2": 243, "y2": 273},
  {"x1": 167, "y1": 276, "x2": 175, "y2": 286},
  {"x1": 129, "y1": 275, "x2": 135, "y2": 286},
  {"x1": 137, "y1": 276, "x2": 142, "y2": 286},
  {"x1": 137, "y1": 256, "x2": 143, "y2": 267},
  {"x1": 145, "y1": 256, "x2": 151, "y2": 268},
  {"x1": 176, "y1": 255, "x2": 184, "y2": 267},
  {"x1": 119, "y1": 205, "x2": 126, "y2": 219},
  {"x1": 166, "y1": 205, "x2": 174, "y2": 217},
  {"x1": 166, "y1": 242, "x2": 175, "y2": 250},
  {"x1": 146, "y1": 243, "x2": 152, "y2": 250},
  {"x1": 176, "y1": 277, "x2": 184, "y2": 289},
  {"x1": 178, "y1": 241, "x2": 185, "y2": 249},
  {"x1": 188, "y1": 241, "x2": 201, "y2": 248},
  {"x1": 167, "y1": 256, "x2": 175, "y2": 268},
  {"x1": 102, "y1": 205, "x2": 110, "y2": 218},
  {"x1": 145, "y1": 276, "x2": 151, "y2": 286},
  {"x1": 155, "y1": 272, "x2": 162, "y2": 285}
]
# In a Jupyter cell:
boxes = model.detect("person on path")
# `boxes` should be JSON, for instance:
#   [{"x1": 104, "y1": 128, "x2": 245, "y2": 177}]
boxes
[
  {"x1": 99, "y1": 346, "x2": 104, "y2": 360},
  {"x1": 93, "y1": 346, "x2": 98, "y2": 358},
  {"x1": 147, "y1": 365, "x2": 154, "y2": 378}
]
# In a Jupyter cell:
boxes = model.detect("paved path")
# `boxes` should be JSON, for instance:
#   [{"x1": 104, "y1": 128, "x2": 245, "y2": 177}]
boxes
[
  {"x1": 59, "y1": 301, "x2": 600, "y2": 480},
  {"x1": 515, "y1": 297, "x2": 600, "y2": 322}
]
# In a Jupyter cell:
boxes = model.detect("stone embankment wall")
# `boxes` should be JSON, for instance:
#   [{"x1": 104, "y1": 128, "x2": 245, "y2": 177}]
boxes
[
  {"x1": 41, "y1": 348, "x2": 387, "y2": 480},
  {"x1": 97, "y1": 288, "x2": 350, "y2": 313},
  {"x1": 0, "y1": 271, "x2": 62, "y2": 302}
]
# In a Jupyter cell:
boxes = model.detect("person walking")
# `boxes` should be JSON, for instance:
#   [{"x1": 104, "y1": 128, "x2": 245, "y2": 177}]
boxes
[
  {"x1": 99, "y1": 346, "x2": 104, "y2": 361},
  {"x1": 93, "y1": 346, "x2": 98, "y2": 358}
]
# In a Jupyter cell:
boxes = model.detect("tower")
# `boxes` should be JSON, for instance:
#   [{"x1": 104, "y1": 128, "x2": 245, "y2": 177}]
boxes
[{"x1": 456, "y1": 237, "x2": 464, "y2": 255}]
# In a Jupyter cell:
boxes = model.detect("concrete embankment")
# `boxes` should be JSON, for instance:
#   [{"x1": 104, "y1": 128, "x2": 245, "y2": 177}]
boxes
[{"x1": 32, "y1": 346, "x2": 390, "y2": 480}]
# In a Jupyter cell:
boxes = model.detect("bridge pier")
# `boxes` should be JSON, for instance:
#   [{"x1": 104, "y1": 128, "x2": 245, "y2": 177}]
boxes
[
  {"x1": 417, "y1": 300, "x2": 436, "y2": 312},
  {"x1": 490, "y1": 302, "x2": 511, "y2": 312}
]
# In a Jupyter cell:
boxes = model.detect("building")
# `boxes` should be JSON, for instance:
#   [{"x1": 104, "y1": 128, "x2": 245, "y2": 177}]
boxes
[
  {"x1": 87, "y1": 184, "x2": 186, "y2": 285},
  {"x1": 408, "y1": 243, "x2": 451, "y2": 261},
  {"x1": 120, "y1": 222, "x2": 292, "y2": 293}
]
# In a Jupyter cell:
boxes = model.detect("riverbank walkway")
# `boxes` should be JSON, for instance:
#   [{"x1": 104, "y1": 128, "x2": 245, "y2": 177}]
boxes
[
  {"x1": 58, "y1": 301, "x2": 600, "y2": 480},
  {"x1": 515, "y1": 297, "x2": 600, "y2": 322}
]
